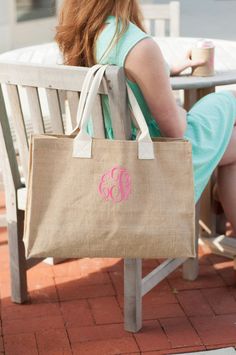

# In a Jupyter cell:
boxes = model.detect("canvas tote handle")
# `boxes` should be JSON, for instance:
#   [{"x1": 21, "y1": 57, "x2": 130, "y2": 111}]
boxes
[
  {"x1": 126, "y1": 84, "x2": 154, "y2": 159},
  {"x1": 72, "y1": 65, "x2": 108, "y2": 158},
  {"x1": 72, "y1": 65, "x2": 155, "y2": 160},
  {"x1": 70, "y1": 64, "x2": 104, "y2": 135}
]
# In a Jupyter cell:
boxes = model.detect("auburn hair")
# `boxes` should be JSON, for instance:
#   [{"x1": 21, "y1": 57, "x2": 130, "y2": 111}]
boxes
[{"x1": 55, "y1": 0, "x2": 145, "y2": 67}]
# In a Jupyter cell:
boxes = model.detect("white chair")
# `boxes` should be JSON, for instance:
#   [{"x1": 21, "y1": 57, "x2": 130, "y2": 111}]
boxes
[{"x1": 141, "y1": 1, "x2": 180, "y2": 37}]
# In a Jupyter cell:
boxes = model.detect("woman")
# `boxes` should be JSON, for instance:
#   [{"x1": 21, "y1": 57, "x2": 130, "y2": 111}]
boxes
[{"x1": 55, "y1": 0, "x2": 236, "y2": 234}]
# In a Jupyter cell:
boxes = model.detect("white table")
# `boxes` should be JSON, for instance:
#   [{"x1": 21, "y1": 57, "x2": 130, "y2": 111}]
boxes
[
  {"x1": 1, "y1": 38, "x2": 236, "y2": 101},
  {"x1": 1, "y1": 37, "x2": 236, "y2": 81},
  {"x1": 156, "y1": 37, "x2": 236, "y2": 110},
  {"x1": 158, "y1": 37, "x2": 236, "y2": 82},
  {"x1": 1, "y1": 38, "x2": 236, "y2": 255}
]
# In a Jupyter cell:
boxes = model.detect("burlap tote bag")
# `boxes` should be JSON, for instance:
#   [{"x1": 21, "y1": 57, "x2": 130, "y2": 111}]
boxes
[{"x1": 24, "y1": 64, "x2": 195, "y2": 259}]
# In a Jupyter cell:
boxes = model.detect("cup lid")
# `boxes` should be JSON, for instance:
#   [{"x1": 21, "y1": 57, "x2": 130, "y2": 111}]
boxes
[{"x1": 195, "y1": 39, "x2": 214, "y2": 48}]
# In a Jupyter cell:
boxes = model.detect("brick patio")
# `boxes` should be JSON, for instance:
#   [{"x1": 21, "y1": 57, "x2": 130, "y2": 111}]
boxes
[{"x1": 0, "y1": 191, "x2": 236, "y2": 355}]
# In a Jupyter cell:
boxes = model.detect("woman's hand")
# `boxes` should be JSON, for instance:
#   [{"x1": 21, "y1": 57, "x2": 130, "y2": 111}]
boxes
[{"x1": 170, "y1": 49, "x2": 206, "y2": 76}]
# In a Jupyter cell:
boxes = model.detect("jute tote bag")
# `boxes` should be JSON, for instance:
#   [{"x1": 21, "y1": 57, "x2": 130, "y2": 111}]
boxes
[{"x1": 24, "y1": 64, "x2": 195, "y2": 259}]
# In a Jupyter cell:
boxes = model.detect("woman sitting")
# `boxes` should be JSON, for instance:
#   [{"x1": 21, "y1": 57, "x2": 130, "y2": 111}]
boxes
[{"x1": 55, "y1": 0, "x2": 236, "y2": 235}]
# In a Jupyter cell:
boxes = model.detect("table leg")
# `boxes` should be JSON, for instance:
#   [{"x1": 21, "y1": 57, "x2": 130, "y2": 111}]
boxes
[
  {"x1": 184, "y1": 87, "x2": 215, "y2": 111},
  {"x1": 183, "y1": 89, "x2": 198, "y2": 111}
]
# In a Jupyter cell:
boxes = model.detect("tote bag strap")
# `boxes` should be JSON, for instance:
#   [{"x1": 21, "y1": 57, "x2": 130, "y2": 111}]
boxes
[
  {"x1": 73, "y1": 65, "x2": 155, "y2": 160},
  {"x1": 70, "y1": 64, "x2": 104, "y2": 135},
  {"x1": 72, "y1": 65, "x2": 108, "y2": 158},
  {"x1": 126, "y1": 84, "x2": 154, "y2": 159}
]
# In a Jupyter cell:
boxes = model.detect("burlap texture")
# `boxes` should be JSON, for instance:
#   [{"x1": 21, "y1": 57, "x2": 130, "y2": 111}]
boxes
[{"x1": 24, "y1": 134, "x2": 195, "y2": 259}]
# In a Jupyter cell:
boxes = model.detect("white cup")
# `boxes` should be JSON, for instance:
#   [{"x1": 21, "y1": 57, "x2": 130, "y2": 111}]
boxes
[{"x1": 191, "y1": 39, "x2": 215, "y2": 77}]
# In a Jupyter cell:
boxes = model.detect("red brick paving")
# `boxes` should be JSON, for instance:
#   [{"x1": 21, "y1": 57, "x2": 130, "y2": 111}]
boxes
[
  {"x1": 159, "y1": 316, "x2": 203, "y2": 348},
  {"x1": 190, "y1": 314, "x2": 236, "y2": 346},
  {"x1": 88, "y1": 296, "x2": 123, "y2": 324},
  {"x1": 3, "y1": 315, "x2": 65, "y2": 336},
  {"x1": 0, "y1": 337, "x2": 4, "y2": 353},
  {"x1": 1, "y1": 302, "x2": 61, "y2": 322},
  {"x1": 67, "y1": 323, "x2": 132, "y2": 344},
  {"x1": 71, "y1": 337, "x2": 139, "y2": 355},
  {"x1": 176, "y1": 289, "x2": 214, "y2": 317},
  {"x1": 201, "y1": 287, "x2": 236, "y2": 314},
  {"x1": 143, "y1": 300, "x2": 185, "y2": 320},
  {"x1": 3, "y1": 333, "x2": 38, "y2": 355},
  {"x1": 56, "y1": 279, "x2": 115, "y2": 301},
  {"x1": 134, "y1": 320, "x2": 170, "y2": 352},
  {"x1": 168, "y1": 264, "x2": 225, "y2": 290},
  {"x1": 1, "y1": 192, "x2": 236, "y2": 354},
  {"x1": 35, "y1": 329, "x2": 71, "y2": 354},
  {"x1": 60, "y1": 299, "x2": 94, "y2": 328}
]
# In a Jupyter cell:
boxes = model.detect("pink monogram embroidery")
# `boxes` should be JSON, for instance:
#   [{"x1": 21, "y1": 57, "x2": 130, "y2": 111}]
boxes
[{"x1": 98, "y1": 166, "x2": 131, "y2": 203}]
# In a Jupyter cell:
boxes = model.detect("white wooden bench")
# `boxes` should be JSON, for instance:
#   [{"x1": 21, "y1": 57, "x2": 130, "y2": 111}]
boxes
[{"x1": 0, "y1": 60, "x2": 199, "y2": 332}]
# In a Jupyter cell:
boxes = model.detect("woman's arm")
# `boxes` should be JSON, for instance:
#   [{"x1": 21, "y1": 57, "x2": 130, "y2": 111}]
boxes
[
  {"x1": 170, "y1": 49, "x2": 206, "y2": 76},
  {"x1": 124, "y1": 38, "x2": 187, "y2": 138}
]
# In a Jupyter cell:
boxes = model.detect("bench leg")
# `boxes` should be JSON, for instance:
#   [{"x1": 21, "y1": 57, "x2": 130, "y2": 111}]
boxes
[
  {"x1": 43, "y1": 257, "x2": 66, "y2": 265},
  {"x1": 8, "y1": 208, "x2": 28, "y2": 303},
  {"x1": 124, "y1": 258, "x2": 142, "y2": 332},
  {"x1": 183, "y1": 203, "x2": 200, "y2": 281},
  {"x1": 183, "y1": 256, "x2": 199, "y2": 281}
]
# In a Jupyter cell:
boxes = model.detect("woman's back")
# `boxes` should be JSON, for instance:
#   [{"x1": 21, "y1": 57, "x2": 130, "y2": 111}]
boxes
[{"x1": 95, "y1": 15, "x2": 162, "y2": 139}]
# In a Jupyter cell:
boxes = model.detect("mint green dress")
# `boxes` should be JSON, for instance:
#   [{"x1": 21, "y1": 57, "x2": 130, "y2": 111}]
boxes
[{"x1": 94, "y1": 16, "x2": 236, "y2": 202}]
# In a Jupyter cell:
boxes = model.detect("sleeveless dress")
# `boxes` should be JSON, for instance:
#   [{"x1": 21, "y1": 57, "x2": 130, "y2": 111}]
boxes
[{"x1": 93, "y1": 15, "x2": 236, "y2": 203}]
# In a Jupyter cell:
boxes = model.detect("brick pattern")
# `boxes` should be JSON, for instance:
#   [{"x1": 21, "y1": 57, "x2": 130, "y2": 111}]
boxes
[
  {"x1": 3, "y1": 333, "x2": 38, "y2": 355},
  {"x1": 88, "y1": 296, "x2": 123, "y2": 324},
  {"x1": 190, "y1": 314, "x2": 236, "y2": 346},
  {"x1": 71, "y1": 337, "x2": 139, "y2": 355},
  {"x1": 134, "y1": 320, "x2": 170, "y2": 352},
  {"x1": 60, "y1": 299, "x2": 94, "y2": 328},
  {"x1": 0, "y1": 337, "x2": 4, "y2": 353},
  {"x1": 67, "y1": 323, "x2": 132, "y2": 344},
  {"x1": 1, "y1": 192, "x2": 236, "y2": 354},
  {"x1": 176, "y1": 289, "x2": 214, "y2": 316},
  {"x1": 35, "y1": 329, "x2": 71, "y2": 354}
]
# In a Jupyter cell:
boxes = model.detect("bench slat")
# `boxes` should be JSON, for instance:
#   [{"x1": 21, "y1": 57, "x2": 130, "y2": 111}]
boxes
[
  {"x1": 92, "y1": 96, "x2": 105, "y2": 139},
  {"x1": 25, "y1": 87, "x2": 45, "y2": 134},
  {"x1": 6, "y1": 84, "x2": 29, "y2": 182},
  {"x1": 67, "y1": 91, "x2": 79, "y2": 130},
  {"x1": 106, "y1": 67, "x2": 131, "y2": 140},
  {"x1": 0, "y1": 62, "x2": 108, "y2": 94},
  {"x1": 46, "y1": 89, "x2": 64, "y2": 134}
]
